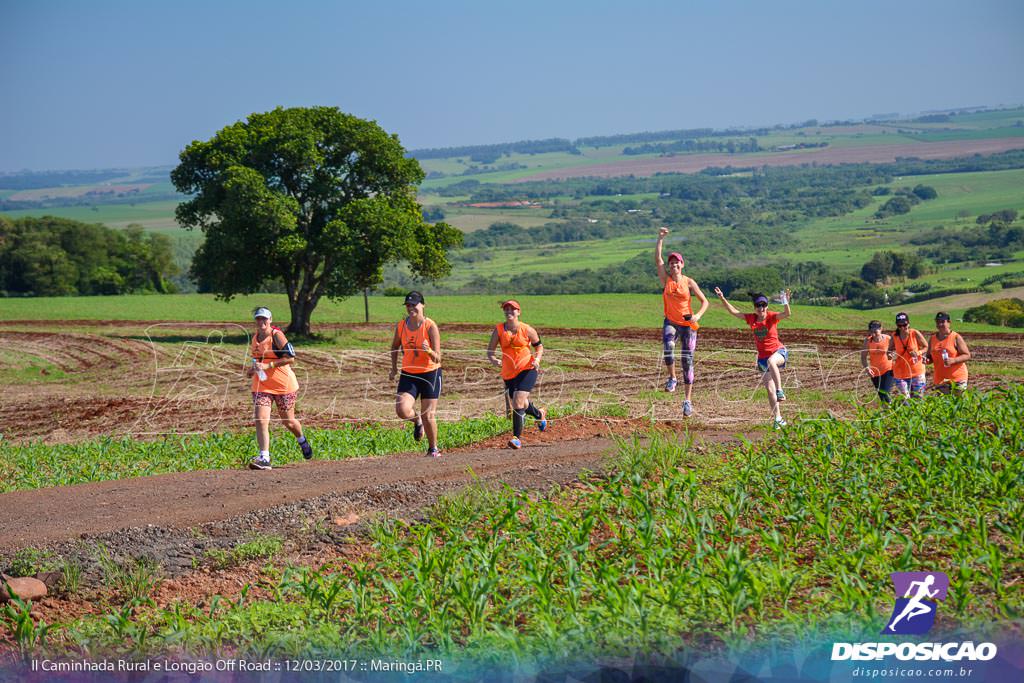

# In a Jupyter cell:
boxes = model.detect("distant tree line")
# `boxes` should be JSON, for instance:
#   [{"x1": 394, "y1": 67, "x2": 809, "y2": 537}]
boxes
[
  {"x1": 873, "y1": 184, "x2": 938, "y2": 218},
  {"x1": 860, "y1": 250, "x2": 926, "y2": 283},
  {"x1": 574, "y1": 127, "x2": 772, "y2": 148},
  {"x1": 964, "y1": 298, "x2": 1024, "y2": 327},
  {"x1": 910, "y1": 211, "x2": 1024, "y2": 263},
  {"x1": 911, "y1": 114, "x2": 952, "y2": 123},
  {"x1": 623, "y1": 138, "x2": 762, "y2": 155},
  {"x1": 411, "y1": 128, "x2": 784, "y2": 160},
  {"x1": 448, "y1": 253, "x2": 840, "y2": 298},
  {"x1": 409, "y1": 138, "x2": 581, "y2": 162},
  {"x1": 0, "y1": 216, "x2": 177, "y2": 296},
  {"x1": 425, "y1": 149, "x2": 1024, "y2": 203}
]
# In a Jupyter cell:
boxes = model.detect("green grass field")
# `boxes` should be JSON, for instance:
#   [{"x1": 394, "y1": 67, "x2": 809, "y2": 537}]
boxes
[{"x1": 3, "y1": 290, "x2": 1019, "y2": 332}]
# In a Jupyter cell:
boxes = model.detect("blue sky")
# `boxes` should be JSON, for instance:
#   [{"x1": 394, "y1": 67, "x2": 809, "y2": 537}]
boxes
[{"x1": 1, "y1": 0, "x2": 1022, "y2": 172}]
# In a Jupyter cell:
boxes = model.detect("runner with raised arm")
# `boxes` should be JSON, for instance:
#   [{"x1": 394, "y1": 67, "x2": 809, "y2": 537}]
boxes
[
  {"x1": 654, "y1": 226, "x2": 709, "y2": 417},
  {"x1": 714, "y1": 287, "x2": 792, "y2": 428}
]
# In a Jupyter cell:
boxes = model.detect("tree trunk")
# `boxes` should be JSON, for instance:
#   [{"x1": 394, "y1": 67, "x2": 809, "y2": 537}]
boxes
[
  {"x1": 363, "y1": 288, "x2": 370, "y2": 323},
  {"x1": 287, "y1": 297, "x2": 312, "y2": 337}
]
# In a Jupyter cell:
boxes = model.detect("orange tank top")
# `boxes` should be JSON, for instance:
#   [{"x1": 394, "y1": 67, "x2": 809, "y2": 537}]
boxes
[
  {"x1": 866, "y1": 334, "x2": 893, "y2": 376},
  {"x1": 398, "y1": 317, "x2": 440, "y2": 373},
  {"x1": 929, "y1": 332, "x2": 968, "y2": 385},
  {"x1": 496, "y1": 322, "x2": 536, "y2": 380},
  {"x1": 662, "y1": 277, "x2": 693, "y2": 325},
  {"x1": 249, "y1": 328, "x2": 299, "y2": 394},
  {"x1": 892, "y1": 329, "x2": 925, "y2": 380}
]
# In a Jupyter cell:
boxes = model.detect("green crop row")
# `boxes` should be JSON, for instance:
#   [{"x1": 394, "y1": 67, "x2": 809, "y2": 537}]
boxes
[
  {"x1": 0, "y1": 415, "x2": 511, "y2": 493},
  {"x1": 26, "y1": 386, "x2": 1021, "y2": 668}
]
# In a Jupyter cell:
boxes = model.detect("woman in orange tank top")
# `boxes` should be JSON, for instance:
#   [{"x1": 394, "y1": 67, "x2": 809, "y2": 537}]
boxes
[
  {"x1": 927, "y1": 311, "x2": 971, "y2": 393},
  {"x1": 860, "y1": 320, "x2": 894, "y2": 405},
  {"x1": 655, "y1": 227, "x2": 709, "y2": 418},
  {"x1": 487, "y1": 300, "x2": 547, "y2": 449},
  {"x1": 389, "y1": 291, "x2": 443, "y2": 457},
  {"x1": 245, "y1": 307, "x2": 312, "y2": 470},
  {"x1": 887, "y1": 312, "x2": 928, "y2": 399}
]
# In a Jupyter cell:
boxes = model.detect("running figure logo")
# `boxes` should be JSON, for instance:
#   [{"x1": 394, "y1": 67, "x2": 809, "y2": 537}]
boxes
[{"x1": 883, "y1": 572, "x2": 949, "y2": 635}]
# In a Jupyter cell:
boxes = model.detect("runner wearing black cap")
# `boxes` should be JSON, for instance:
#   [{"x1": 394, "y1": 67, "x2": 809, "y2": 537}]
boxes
[
  {"x1": 714, "y1": 287, "x2": 792, "y2": 428},
  {"x1": 389, "y1": 291, "x2": 443, "y2": 457},
  {"x1": 888, "y1": 312, "x2": 927, "y2": 399},
  {"x1": 861, "y1": 320, "x2": 894, "y2": 405},
  {"x1": 927, "y1": 311, "x2": 971, "y2": 393},
  {"x1": 487, "y1": 299, "x2": 548, "y2": 449}
]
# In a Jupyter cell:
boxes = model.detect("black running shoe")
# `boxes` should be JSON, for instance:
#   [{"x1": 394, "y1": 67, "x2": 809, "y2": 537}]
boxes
[
  {"x1": 413, "y1": 421, "x2": 424, "y2": 442},
  {"x1": 299, "y1": 439, "x2": 313, "y2": 460}
]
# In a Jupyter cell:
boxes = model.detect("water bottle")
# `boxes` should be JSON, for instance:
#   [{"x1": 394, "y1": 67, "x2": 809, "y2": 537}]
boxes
[
  {"x1": 941, "y1": 349, "x2": 949, "y2": 367},
  {"x1": 779, "y1": 290, "x2": 788, "y2": 306},
  {"x1": 253, "y1": 358, "x2": 267, "y2": 381}
]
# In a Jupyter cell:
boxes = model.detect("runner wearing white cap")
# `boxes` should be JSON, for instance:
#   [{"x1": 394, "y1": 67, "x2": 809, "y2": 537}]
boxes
[{"x1": 246, "y1": 306, "x2": 312, "y2": 470}]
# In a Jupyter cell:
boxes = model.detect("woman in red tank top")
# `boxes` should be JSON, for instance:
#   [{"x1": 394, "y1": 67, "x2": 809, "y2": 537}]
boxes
[{"x1": 713, "y1": 287, "x2": 792, "y2": 428}]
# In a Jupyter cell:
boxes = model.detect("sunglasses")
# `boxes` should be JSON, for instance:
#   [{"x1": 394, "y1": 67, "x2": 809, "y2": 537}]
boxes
[{"x1": 754, "y1": 303, "x2": 768, "y2": 308}]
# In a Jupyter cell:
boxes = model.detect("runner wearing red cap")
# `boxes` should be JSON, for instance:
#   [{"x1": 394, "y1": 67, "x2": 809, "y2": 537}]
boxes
[
  {"x1": 655, "y1": 227, "x2": 709, "y2": 417},
  {"x1": 487, "y1": 299, "x2": 547, "y2": 449}
]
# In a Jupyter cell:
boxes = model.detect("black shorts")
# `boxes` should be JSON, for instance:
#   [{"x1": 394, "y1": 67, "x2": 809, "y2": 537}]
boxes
[
  {"x1": 504, "y1": 368, "x2": 538, "y2": 396},
  {"x1": 397, "y1": 368, "x2": 442, "y2": 400}
]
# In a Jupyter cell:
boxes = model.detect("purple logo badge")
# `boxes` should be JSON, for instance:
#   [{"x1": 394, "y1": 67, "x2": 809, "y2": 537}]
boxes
[{"x1": 883, "y1": 572, "x2": 949, "y2": 635}]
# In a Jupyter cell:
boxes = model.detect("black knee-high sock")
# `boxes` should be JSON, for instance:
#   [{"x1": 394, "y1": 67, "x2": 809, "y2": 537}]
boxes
[
  {"x1": 513, "y1": 408, "x2": 526, "y2": 437},
  {"x1": 525, "y1": 403, "x2": 542, "y2": 419}
]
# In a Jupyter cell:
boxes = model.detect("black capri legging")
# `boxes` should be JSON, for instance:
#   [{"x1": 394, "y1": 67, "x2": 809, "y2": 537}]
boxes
[{"x1": 871, "y1": 369, "x2": 894, "y2": 404}]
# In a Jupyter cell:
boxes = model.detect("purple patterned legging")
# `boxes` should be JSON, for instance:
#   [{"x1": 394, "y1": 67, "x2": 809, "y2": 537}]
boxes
[{"x1": 663, "y1": 319, "x2": 697, "y2": 384}]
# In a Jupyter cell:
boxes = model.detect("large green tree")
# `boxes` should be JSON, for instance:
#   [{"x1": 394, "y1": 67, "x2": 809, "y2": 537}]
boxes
[{"x1": 171, "y1": 106, "x2": 462, "y2": 335}]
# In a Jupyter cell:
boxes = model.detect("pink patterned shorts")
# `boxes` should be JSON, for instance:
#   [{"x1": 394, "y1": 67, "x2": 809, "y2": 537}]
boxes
[{"x1": 252, "y1": 391, "x2": 297, "y2": 411}]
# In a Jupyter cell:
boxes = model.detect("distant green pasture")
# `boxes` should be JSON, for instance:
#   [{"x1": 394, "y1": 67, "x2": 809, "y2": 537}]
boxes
[
  {"x1": 914, "y1": 258, "x2": 1024, "y2": 288},
  {"x1": 943, "y1": 107, "x2": 1024, "y2": 128},
  {"x1": 780, "y1": 168, "x2": 1024, "y2": 273},
  {"x1": 887, "y1": 168, "x2": 1024, "y2": 223},
  {"x1": 1, "y1": 199, "x2": 184, "y2": 232},
  {"x1": 445, "y1": 233, "x2": 682, "y2": 287},
  {"x1": 442, "y1": 206, "x2": 560, "y2": 232}
]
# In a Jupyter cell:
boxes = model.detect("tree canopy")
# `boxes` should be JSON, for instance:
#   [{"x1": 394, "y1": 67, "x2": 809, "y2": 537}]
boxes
[
  {"x1": 171, "y1": 106, "x2": 462, "y2": 334},
  {"x1": 0, "y1": 216, "x2": 176, "y2": 296}
]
